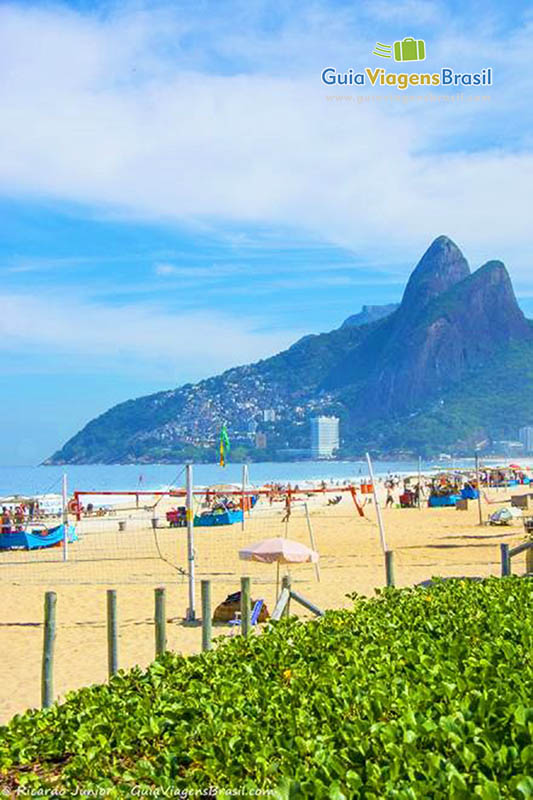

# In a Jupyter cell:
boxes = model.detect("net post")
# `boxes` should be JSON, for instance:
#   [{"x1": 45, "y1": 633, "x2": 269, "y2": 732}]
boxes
[
  {"x1": 185, "y1": 464, "x2": 196, "y2": 621},
  {"x1": 304, "y1": 503, "x2": 320, "y2": 582},
  {"x1": 366, "y1": 452, "x2": 387, "y2": 553},
  {"x1": 241, "y1": 464, "x2": 246, "y2": 531},
  {"x1": 475, "y1": 452, "x2": 484, "y2": 526},
  {"x1": 62, "y1": 473, "x2": 68, "y2": 562}
]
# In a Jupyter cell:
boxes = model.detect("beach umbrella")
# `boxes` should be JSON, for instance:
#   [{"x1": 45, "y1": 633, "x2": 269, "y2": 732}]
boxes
[
  {"x1": 239, "y1": 537, "x2": 319, "y2": 564},
  {"x1": 239, "y1": 537, "x2": 319, "y2": 596}
]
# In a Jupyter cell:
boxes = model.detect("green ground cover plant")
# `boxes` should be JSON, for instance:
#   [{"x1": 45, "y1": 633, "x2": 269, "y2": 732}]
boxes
[{"x1": 1, "y1": 578, "x2": 532, "y2": 798}]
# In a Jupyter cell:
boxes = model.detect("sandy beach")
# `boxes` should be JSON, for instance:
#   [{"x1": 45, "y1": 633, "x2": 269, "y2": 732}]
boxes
[{"x1": 0, "y1": 486, "x2": 530, "y2": 724}]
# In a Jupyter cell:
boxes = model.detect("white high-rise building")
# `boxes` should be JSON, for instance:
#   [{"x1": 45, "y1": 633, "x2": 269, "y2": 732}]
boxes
[
  {"x1": 310, "y1": 416, "x2": 339, "y2": 458},
  {"x1": 519, "y1": 426, "x2": 533, "y2": 453}
]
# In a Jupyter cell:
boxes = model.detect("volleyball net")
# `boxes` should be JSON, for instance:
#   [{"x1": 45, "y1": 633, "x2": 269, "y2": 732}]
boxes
[{"x1": 0, "y1": 477, "x2": 366, "y2": 586}]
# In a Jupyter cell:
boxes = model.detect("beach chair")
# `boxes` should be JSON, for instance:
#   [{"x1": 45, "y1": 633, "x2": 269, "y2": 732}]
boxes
[{"x1": 228, "y1": 599, "x2": 264, "y2": 635}]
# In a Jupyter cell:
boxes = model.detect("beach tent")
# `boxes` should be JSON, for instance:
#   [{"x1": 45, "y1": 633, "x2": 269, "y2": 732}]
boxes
[{"x1": 489, "y1": 507, "x2": 522, "y2": 526}]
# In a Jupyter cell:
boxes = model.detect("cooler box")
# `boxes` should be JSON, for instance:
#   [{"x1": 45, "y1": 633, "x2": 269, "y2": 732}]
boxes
[
  {"x1": 461, "y1": 487, "x2": 479, "y2": 500},
  {"x1": 194, "y1": 509, "x2": 244, "y2": 527},
  {"x1": 429, "y1": 494, "x2": 461, "y2": 508}
]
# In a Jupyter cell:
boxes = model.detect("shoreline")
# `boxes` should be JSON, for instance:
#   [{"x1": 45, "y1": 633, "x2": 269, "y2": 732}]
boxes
[{"x1": 2, "y1": 457, "x2": 533, "y2": 499}]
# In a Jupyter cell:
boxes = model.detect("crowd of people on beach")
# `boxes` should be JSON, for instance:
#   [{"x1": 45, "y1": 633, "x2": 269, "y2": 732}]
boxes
[
  {"x1": 1, "y1": 501, "x2": 40, "y2": 535},
  {"x1": 384, "y1": 476, "x2": 425, "y2": 508}
]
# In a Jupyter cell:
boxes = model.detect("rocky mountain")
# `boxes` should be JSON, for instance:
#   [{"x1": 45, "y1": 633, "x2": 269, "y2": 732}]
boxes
[
  {"x1": 341, "y1": 303, "x2": 399, "y2": 328},
  {"x1": 48, "y1": 236, "x2": 533, "y2": 463}
]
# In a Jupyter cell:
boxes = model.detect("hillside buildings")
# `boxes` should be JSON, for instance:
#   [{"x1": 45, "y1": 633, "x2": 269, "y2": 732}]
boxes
[{"x1": 310, "y1": 416, "x2": 339, "y2": 458}]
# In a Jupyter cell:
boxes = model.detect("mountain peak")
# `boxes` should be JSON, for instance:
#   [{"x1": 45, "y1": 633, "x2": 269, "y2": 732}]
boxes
[
  {"x1": 460, "y1": 259, "x2": 532, "y2": 340},
  {"x1": 401, "y1": 235, "x2": 470, "y2": 312}
]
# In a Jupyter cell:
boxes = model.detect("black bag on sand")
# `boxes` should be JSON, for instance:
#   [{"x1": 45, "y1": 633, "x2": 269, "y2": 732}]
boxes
[{"x1": 212, "y1": 590, "x2": 269, "y2": 623}]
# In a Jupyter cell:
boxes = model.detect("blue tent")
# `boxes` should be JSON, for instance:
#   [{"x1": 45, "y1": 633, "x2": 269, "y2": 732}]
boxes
[{"x1": 0, "y1": 524, "x2": 77, "y2": 551}]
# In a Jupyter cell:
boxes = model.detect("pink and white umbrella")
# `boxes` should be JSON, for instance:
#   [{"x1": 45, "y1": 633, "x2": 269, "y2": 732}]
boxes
[
  {"x1": 239, "y1": 537, "x2": 319, "y2": 564},
  {"x1": 239, "y1": 537, "x2": 319, "y2": 596}
]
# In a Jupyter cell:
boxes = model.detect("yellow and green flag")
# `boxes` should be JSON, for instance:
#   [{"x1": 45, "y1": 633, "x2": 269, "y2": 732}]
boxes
[{"x1": 219, "y1": 425, "x2": 230, "y2": 467}]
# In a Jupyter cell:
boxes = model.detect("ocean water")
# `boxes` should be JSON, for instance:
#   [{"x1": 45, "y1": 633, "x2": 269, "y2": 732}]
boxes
[{"x1": 0, "y1": 457, "x2": 522, "y2": 497}]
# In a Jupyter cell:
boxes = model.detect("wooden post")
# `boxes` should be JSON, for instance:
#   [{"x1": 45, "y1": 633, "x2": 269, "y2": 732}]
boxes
[
  {"x1": 107, "y1": 589, "x2": 118, "y2": 678},
  {"x1": 366, "y1": 452, "x2": 387, "y2": 553},
  {"x1": 241, "y1": 576, "x2": 251, "y2": 636},
  {"x1": 41, "y1": 591, "x2": 57, "y2": 709},
  {"x1": 155, "y1": 587, "x2": 166, "y2": 656},
  {"x1": 281, "y1": 574, "x2": 291, "y2": 618},
  {"x1": 526, "y1": 547, "x2": 533, "y2": 575},
  {"x1": 385, "y1": 550, "x2": 395, "y2": 587},
  {"x1": 201, "y1": 580, "x2": 212, "y2": 652},
  {"x1": 500, "y1": 543, "x2": 510, "y2": 577},
  {"x1": 271, "y1": 588, "x2": 290, "y2": 621},
  {"x1": 289, "y1": 590, "x2": 324, "y2": 617}
]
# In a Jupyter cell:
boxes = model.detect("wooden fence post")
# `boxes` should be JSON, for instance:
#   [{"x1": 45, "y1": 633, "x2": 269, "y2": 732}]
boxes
[
  {"x1": 526, "y1": 547, "x2": 533, "y2": 575},
  {"x1": 281, "y1": 574, "x2": 291, "y2": 618},
  {"x1": 385, "y1": 550, "x2": 395, "y2": 587},
  {"x1": 241, "y1": 577, "x2": 251, "y2": 636},
  {"x1": 107, "y1": 589, "x2": 118, "y2": 678},
  {"x1": 500, "y1": 543, "x2": 510, "y2": 577},
  {"x1": 201, "y1": 580, "x2": 212, "y2": 652},
  {"x1": 41, "y1": 591, "x2": 57, "y2": 709},
  {"x1": 155, "y1": 587, "x2": 166, "y2": 656}
]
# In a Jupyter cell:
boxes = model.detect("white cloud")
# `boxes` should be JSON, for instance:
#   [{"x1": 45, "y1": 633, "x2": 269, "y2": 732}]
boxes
[
  {"x1": 0, "y1": 292, "x2": 303, "y2": 379},
  {"x1": 0, "y1": 1, "x2": 532, "y2": 281},
  {"x1": 154, "y1": 263, "x2": 178, "y2": 276},
  {"x1": 363, "y1": 0, "x2": 444, "y2": 24}
]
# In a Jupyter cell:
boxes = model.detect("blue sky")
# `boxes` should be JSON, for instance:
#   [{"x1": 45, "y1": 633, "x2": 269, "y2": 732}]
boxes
[{"x1": 1, "y1": 0, "x2": 532, "y2": 464}]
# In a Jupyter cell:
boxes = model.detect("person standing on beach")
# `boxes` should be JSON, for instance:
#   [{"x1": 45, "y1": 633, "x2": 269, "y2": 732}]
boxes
[
  {"x1": 1, "y1": 506, "x2": 12, "y2": 535},
  {"x1": 14, "y1": 505, "x2": 24, "y2": 531}
]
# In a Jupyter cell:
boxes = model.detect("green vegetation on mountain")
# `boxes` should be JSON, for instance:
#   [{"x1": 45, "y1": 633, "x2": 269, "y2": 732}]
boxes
[
  {"x1": 1, "y1": 579, "x2": 532, "y2": 797},
  {"x1": 340, "y1": 337, "x2": 533, "y2": 458}
]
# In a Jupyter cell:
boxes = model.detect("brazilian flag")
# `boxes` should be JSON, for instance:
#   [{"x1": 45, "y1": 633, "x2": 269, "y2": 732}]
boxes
[{"x1": 219, "y1": 425, "x2": 230, "y2": 467}]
